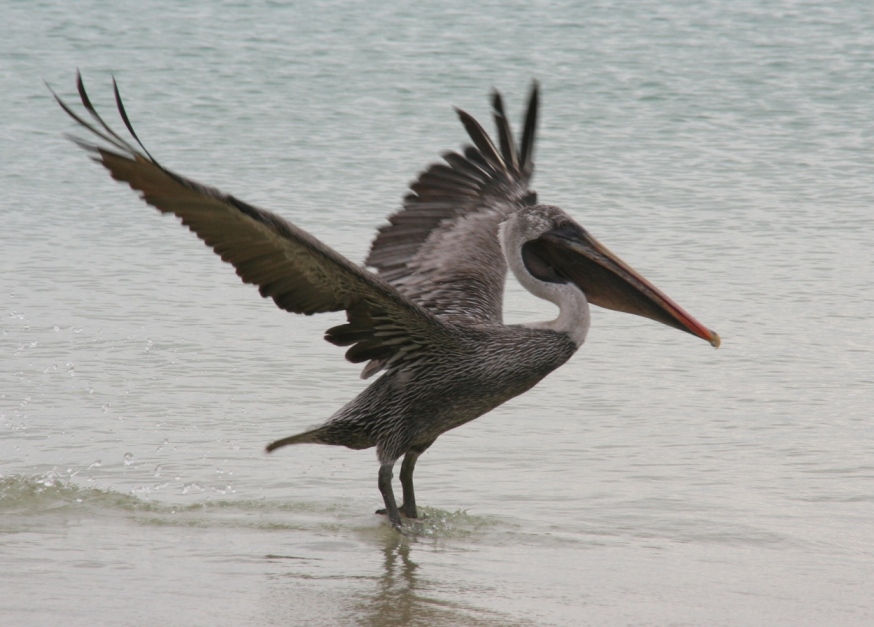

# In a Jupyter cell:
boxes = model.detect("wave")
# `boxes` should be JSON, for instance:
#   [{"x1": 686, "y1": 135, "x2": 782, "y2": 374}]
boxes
[{"x1": 0, "y1": 472, "x2": 500, "y2": 538}]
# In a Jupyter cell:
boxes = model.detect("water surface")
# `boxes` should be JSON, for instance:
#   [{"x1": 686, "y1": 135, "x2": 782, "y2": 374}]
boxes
[{"x1": 3, "y1": 1, "x2": 873, "y2": 624}]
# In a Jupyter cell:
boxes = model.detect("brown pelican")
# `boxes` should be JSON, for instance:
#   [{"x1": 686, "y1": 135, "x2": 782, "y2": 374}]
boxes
[{"x1": 53, "y1": 74, "x2": 719, "y2": 530}]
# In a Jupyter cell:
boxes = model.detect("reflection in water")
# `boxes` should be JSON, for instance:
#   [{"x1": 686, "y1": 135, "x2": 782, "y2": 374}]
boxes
[
  {"x1": 355, "y1": 531, "x2": 528, "y2": 627},
  {"x1": 262, "y1": 525, "x2": 528, "y2": 627},
  {"x1": 358, "y1": 535, "x2": 421, "y2": 627}
]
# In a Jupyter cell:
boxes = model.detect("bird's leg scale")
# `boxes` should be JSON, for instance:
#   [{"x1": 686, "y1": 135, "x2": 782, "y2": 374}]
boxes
[
  {"x1": 377, "y1": 464, "x2": 403, "y2": 529},
  {"x1": 399, "y1": 449, "x2": 421, "y2": 519}
]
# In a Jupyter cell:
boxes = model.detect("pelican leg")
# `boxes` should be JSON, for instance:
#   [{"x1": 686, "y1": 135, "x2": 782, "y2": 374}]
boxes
[
  {"x1": 399, "y1": 453, "x2": 419, "y2": 519},
  {"x1": 399, "y1": 441, "x2": 434, "y2": 519},
  {"x1": 378, "y1": 464, "x2": 403, "y2": 529}
]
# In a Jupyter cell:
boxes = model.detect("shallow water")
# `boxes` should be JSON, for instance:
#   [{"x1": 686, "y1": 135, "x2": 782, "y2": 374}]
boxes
[{"x1": 3, "y1": 1, "x2": 874, "y2": 624}]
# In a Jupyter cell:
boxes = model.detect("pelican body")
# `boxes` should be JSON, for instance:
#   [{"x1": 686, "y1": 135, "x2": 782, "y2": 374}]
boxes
[{"x1": 54, "y1": 75, "x2": 719, "y2": 529}]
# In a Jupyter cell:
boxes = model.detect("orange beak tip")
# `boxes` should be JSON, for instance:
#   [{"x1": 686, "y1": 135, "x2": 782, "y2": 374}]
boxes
[{"x1": 708, "y1": 331, "x2": 721, "y2": 349}]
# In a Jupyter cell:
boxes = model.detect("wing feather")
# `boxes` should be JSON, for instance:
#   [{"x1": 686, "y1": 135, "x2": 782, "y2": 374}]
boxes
[
  {"x1": 366, "y1": 83, "x2": 540, "y2": 324},
  {"x1": 54, "y1": 73, "x2": 455, "y2": 378},
  {"x1": 491, "y1": 90, "x2": 519, "y2": 172}
]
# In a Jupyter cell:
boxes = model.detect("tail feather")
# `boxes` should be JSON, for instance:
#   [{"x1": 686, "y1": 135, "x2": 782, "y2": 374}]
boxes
[{"x1": 265, "y1": 429, "x2": 323, "y2": 453}]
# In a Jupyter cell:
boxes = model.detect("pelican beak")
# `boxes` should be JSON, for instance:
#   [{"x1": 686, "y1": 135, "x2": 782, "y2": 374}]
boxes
[{"x1": 536, "y1": 229, "x2": 720, "y2": 347}]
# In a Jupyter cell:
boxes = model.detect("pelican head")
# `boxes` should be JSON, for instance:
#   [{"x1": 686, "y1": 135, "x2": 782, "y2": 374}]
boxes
[{"x1": 501, "y1": 205, "x2": 720, "y2": 348}]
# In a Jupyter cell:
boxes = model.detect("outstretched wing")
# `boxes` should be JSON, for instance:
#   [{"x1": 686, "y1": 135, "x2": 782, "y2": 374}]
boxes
[
  {"x1": 365, "y1": 83, "x2": 540, "y2": 325},
  {"x1": 53, "y1": 73, "x2": 455, "y2": 378}
]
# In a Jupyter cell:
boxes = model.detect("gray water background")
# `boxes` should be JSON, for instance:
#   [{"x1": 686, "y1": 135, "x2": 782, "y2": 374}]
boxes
[{"x1": 2, "y1": 1, "x2": 873, "y2": 624}]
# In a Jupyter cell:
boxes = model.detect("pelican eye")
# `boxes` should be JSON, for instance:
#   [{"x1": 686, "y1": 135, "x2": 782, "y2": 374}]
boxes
[{"x1": 553, "y1": 219, "x2": 584, "y2": 239}]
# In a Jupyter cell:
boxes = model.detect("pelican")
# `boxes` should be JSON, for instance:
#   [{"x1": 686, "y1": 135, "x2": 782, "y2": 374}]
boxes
[{"x1": 53, "y1": 74, "x2": 719, "y2": 530}]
